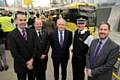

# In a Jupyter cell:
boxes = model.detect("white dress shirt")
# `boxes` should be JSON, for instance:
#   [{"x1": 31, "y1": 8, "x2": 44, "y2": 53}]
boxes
[{"x1": 58, "y1": 30, "x2": 64, "y2": 43}]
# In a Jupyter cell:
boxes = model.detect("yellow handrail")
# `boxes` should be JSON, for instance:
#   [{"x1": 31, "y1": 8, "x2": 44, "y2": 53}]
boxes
[
  {"x1": 118, "y1": 58, "x2": 120, "y2": 62},
  {"x1": 112, "y1": 72, "x2": 120, "y2": 80}
]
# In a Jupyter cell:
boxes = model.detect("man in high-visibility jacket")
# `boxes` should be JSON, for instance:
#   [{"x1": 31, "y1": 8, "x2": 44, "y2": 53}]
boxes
[
  {"x1": 0, "y1": 13, "x2": 15, "y2": 33},
  {"x1": 0, "y1": 12, "x2": 15, "y2": 49}
]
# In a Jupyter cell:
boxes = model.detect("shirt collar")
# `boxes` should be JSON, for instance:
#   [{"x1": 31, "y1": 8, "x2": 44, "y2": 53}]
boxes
[
  {"x1": 36, "y1": 29, "x2": 42, "y2": 33},
  {"x1": 99, "y1": 37, "x2": 108, "y2": 44},
  {"x1": 58, "y1": 30, "x2": 64, "y2": 34},
  {"x1": 17, "y1": 27, "x2": 26, "y2": 33},
  {"x1": 78, "y1": 28, "x2": 87, "y2": 34}
]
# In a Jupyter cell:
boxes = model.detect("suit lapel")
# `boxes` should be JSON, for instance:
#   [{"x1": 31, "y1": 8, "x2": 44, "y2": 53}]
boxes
[
  {"x1": 26, "y1": 29, "x2": 29, "y2": 40},
  {"x1": 16, "y1": 28, "x2": 28, "y2": 47},
  {"x1": 90, "y1": 39, "x2": 99, "y2": 62},
  {"x1": 63, "y1": 30, "x2": 68, "y2": 47},
  {"x1": 92, "y1": 39, "x2": 99, "y2": 54},
  {"x1": 95, "y1": 38, "x2": 111, "y2": 63},
  {"x1": 15, "y1": 28, "x2": 24, "y2": 41},
  {"x1": 55, "y1": 30, "x2": 60, "y2": 46}
]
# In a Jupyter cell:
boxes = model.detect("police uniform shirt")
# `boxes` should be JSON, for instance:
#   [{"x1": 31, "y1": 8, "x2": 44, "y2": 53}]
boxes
[{"x1": 79, "y1": 28, "x2": 94, "y2": 47}]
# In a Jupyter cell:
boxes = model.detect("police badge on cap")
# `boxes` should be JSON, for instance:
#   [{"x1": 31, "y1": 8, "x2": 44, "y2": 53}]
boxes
[{"x1": 77, "y1": 17, "x2": 87, "y2": 24}]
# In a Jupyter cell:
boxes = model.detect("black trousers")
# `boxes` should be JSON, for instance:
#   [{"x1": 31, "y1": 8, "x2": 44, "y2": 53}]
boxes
[
  {"x1": 5, "y1": 32, "x2": 9, "y2": 50},
  {"x1": 52, "y1": 58, "x2": 68, "y2": 80},
  {"x1": 17, "y1": 69, "x2": 35, "y2": 80},
  {"x1": 35, "y1": 56, "x2": 48, "y2": 80},
  {"x1": 72, "y1": 55, "x2": 86, "y2": 80}
]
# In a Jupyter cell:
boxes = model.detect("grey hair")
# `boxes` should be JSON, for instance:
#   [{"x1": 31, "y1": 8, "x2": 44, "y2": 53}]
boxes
[{"x1": 57, "y1": 18, "x2": 66, "y2": 24}]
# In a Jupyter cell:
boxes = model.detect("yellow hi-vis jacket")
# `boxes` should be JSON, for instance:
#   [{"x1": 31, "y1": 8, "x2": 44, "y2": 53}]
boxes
[{"x1": 0, "y1": 16, "x2": 15, "y2": 32}]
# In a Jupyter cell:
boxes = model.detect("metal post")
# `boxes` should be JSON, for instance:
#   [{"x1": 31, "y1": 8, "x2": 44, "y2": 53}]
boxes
[{"x1": 27, "y1": 4, "x2": 29, "y2": 14}]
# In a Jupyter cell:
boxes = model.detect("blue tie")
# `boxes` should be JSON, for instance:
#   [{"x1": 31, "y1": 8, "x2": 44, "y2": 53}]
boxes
[
  {"x1": 91, "y1": 41, "x2": 102, "y2": 67},
  {"x1": 94, "y1": 41, "x2": 102, "y2": 58}
]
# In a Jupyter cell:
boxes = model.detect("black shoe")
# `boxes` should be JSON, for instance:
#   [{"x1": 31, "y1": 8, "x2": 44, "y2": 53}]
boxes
[
  {"x1": 0, "y1": 66, "x2": 4, "y2": 71},
  {"x1": 4, "y1": 65, "x2": 9, "y2": 71}
]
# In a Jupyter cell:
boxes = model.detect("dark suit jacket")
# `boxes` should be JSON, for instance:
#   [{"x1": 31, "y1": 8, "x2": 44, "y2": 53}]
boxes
[
  {"x1": 86, "y1": 38, "x2": 119, "y2": 80},
  {"x1": 49, "y1": 29, "x2": 72, "y2": 61},
  {"x1": 8, "y1": 28, "x2": 35, "y2": 74},
  {"x1": 31, "y1": 29, "x2": 49, "y2": 59}
]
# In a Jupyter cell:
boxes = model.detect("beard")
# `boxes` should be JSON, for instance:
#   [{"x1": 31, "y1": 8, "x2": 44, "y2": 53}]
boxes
[{"x1": 99, "y1": 33, "x2": 108, "y2": 40}]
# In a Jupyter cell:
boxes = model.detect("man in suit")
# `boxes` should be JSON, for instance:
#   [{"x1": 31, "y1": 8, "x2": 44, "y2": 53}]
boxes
[
  {"x1": 86, "y1": 22, "x2": 119, "y2": 80},
  {"x1": 32, "y1": 18, "x2": 49, "y2": 80},
  {"x1": 49, "y1": 18, "x2": 72, "y2": 80},
  {"x1": 7, "y1": 12, "x2": 35, "y2": 80},
  {"x1": 72, "y1": 17, "x2": 93, "y2": 80}
]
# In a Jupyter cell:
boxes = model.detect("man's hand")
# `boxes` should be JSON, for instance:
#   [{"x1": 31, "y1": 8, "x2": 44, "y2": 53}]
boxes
[
  {"x1": 40, "y1": 54, "x2": 46, "y2": 59},
  {"x1": 86, "y1": 68, "x2": 93, "y2": 77},
  {"x1": 26, "y1": 58, "x2": 33, "y2": 70}
]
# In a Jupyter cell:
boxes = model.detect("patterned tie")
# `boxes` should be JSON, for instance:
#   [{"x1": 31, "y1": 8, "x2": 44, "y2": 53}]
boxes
[
  {"x1": 22, "y1": 30, "x2": 27, "y2": 40},
  {"x1": 91, "y1": 41, "x2": 102, "y2": 67},
  {"x1": 60, "y1": 31, "x2": 63, "y2": 47}
]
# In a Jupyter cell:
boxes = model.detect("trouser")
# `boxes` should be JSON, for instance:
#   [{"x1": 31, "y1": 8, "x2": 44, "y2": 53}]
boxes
[
  {"x1": 17, "y1": 69, "x2": 35, "y2": 80},
  {"x1": 72, "y1": 55, "x2": 86, "y2": 80},
  {"x1": 52, "y1": 58, "x2": 68, "y2": 80},
  {"x1": 5, "y1": 32, "x2": 9, "y2": 50},
  {"x1": 0, "y1": 44, "x2": 7, "y2": 69},
  {"x1": 35, "y1": 56, "x2": 48, "y2": 80}
]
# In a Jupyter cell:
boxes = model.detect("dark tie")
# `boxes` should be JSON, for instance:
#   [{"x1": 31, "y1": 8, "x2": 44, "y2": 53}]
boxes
[
  {"x1": 22, "y1": 30, "x2": 27, "y2": 40},
  {"x1": 38, "y1": 31, "x2": 42, "y2": 38},
  {"x1": 60, "y1": 31, "x2": 63, "y2": 47},
  {"x1": 91, "y1": 41, "x2": 102, "y2": 67}
]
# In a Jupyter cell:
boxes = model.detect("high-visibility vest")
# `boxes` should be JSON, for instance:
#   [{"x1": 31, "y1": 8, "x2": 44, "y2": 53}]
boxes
[{"x1": 0, "y1": 16, "x2": 15, "y2": 32}]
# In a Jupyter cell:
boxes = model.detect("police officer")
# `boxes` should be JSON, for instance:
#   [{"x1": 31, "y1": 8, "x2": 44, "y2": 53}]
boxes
[{"x1": 72, "y1": 17, "x2": 94, "y2": 80}]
